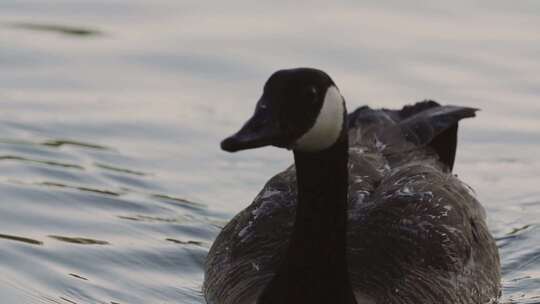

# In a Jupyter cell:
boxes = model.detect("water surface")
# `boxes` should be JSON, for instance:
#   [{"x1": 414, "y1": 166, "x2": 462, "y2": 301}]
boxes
[{"x1": 0, "y1": 1, "x2": 539, "y2": 303}]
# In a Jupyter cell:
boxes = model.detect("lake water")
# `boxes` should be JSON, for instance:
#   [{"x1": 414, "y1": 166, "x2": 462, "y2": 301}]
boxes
[{"x1": 0, "y1": 1, "x2": 539, "y2": 303}]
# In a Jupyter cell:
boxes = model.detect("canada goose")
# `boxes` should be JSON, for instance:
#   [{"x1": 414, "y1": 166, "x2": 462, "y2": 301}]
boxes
[{"x1": 204, "y1": 68, "x2": 501, "y2": 304}]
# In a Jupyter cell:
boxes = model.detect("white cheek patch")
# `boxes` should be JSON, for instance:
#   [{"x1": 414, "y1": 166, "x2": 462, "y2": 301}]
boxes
[{"x1": 294, "y1": 86, "x2": 344, "y2": 152}]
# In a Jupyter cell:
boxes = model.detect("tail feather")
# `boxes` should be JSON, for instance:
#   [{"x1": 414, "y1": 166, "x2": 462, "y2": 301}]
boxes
[
  {"x1": 398, "y1": 104, "x2": 478, "y2": 171},
  {"x1": 347, "y1": 100, "x2": 478, "y2": 172},
  {"x1": 397, "y1": 100, "x2": 441, "y2": 119}
]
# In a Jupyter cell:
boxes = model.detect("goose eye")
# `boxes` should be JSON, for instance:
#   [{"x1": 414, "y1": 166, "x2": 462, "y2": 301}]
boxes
[{"x1": 303, "y1": 86, "x2": 318, "y2": 103}]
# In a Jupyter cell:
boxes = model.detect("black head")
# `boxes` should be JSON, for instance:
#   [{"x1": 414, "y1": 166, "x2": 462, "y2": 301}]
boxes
[{"x1": 221, "y1": 68, "x2": 346, "y2": 153}]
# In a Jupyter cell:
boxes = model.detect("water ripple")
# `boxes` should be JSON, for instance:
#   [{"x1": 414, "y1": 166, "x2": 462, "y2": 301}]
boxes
[
  {"x1": 0, "y1": 233, "x2": 43, "y2": 245},
  {"x1": 5, "y1": 22, "x2": 103, "y2": 37},
  {"x1": 48, "y1": 236, "x2": 109, "y2": 245},
  {"x1": 1, "y1": 1, "x2": 539, "y2": 303}
]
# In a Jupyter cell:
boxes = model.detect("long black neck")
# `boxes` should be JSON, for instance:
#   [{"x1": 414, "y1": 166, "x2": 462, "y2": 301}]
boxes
[{"x1": 258, "y1": 128, "x2": 357, "y2": 304}]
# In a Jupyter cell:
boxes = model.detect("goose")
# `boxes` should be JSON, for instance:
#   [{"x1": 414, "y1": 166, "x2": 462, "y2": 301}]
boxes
[{"x1": 204, "y1": 68, "x2": 501, "y2": 304}]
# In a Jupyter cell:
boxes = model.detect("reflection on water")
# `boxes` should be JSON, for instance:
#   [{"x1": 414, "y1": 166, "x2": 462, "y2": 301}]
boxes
[
  {"x1": 0, "y1": 233, "x2": 43, "y2": 245},
  {"x1": 39, "y1": 181, "x2": 122, "y2": 196},
  {"x1": 48, "y1": 235, "x2": 109, "y2": 245},
  {"x1": 68, "y1": 273, "x2": 89, "y2": 281},
  {"x1": 0, "y1": 0, "x2": 539, "y2": 303},
  {"x1": 166, "y1": 238, "x2": 205, "y2": 247},
  {"x1": 0, "y1": 155, "x2": 84, "y2": 169},
  {"x1": 5, "y1": 22, "x2": 102, "y2": 37},
  {"x1": 94, "y1": 163, "x2": 147, "y2": 176},
  {"x1": 41, "y1": 139, "x2": 109, "y2": 150}
]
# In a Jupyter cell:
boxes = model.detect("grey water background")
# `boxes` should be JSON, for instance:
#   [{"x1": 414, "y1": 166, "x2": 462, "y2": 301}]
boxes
[{"x1": 0, "y1": 1, "x2": 539, "y2": 303}]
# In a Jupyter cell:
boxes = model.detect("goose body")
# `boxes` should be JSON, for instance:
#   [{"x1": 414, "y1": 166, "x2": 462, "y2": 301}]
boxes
[{"x1": 204, "y1": 68, "x2": 501, "y2": 304}]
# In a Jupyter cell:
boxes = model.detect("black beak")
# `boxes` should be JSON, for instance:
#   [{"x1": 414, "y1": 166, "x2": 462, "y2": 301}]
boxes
[{"x1": 221, "y1": 98, "x2": 281, "y2": 152}]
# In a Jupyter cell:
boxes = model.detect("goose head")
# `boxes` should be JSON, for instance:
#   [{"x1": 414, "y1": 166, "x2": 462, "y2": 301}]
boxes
[{"x1": 221, "y1": 68, "x2": 346, "y2": 153}]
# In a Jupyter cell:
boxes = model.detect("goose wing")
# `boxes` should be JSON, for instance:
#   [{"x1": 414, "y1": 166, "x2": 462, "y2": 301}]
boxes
[
  {"x1": 347, "y1": 160, "x2": 500, "y2": 304},
  {"x1": 204, "y1": 167, "x2": 297, "y2": 304}
]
